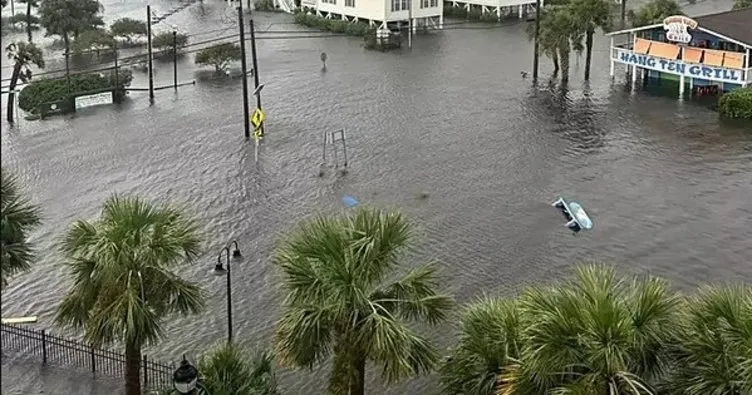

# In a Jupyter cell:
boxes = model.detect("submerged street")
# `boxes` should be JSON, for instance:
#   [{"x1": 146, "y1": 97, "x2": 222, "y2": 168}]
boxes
[{"x1": 1, "y1": 0, "x2": 751, "y2": 393}]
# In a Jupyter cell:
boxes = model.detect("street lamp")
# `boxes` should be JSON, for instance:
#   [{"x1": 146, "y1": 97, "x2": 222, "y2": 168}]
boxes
[
  {"x1": 173, "y1": 356, "x2": 211, "y2": 394},
  {"x1": 212, "y1": 240, "x2": 242, "y2": 342}
]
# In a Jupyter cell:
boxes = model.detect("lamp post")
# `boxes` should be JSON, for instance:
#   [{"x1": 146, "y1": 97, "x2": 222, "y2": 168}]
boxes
[
  {"x1": 173, "y1": 356, "x2": 211, "y2": 394},
  {"x1": 213, "y1": 240, "x2": 242, "y2": 343}
]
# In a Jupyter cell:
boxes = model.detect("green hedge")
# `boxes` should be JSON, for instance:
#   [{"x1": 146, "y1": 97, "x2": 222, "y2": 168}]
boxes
[
  {"x1": 443, "y1": 4, "x2": 503, "y2": 23},
  {"x1": 254, "y1": 0, "x2": 278, "y2": 11},
  {"x1": 718, "y1": 87, "x2": 752, "y2": 120},
  {"x1": 18, "y1": 69, "x2": 133, "y2": 114},
  {"x1": 293, "y1": 11, "x2": 375, "y2": 36}
]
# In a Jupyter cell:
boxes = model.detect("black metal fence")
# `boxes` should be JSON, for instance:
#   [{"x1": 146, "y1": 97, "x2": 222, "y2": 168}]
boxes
[{"x1": 0, "y1": 323, "x2": 175, "y2": 392}]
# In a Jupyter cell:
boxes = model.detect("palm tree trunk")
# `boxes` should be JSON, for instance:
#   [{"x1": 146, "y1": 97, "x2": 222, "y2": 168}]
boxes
[
  {"x1": 552, "y1": 52, "x2": 560, "y2": 75},
  {"x1": 26, "y1": 1, "x2": 32, "y2": 42},
  {"x1": 348, "y1": 356, "x2": 366, "y2": 395},
  {"x1": 6, "y1": 62, "x2": 22, "y2": 124},
  {"x1": 560, "y1": 44, "x2": 570, "y2": 84},
  {"x1": 584, "y1": 30, "x2": 594, "y2": 80},
  {"x1": 124, "y1": 341, "x2": 142, "y2": 395}
]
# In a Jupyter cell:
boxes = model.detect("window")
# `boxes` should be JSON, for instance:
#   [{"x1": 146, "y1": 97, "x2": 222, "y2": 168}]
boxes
[
  {"x1": 420, "y1": 0, "x2": 437, "y2": 8},
  {"x1": 391, "y1": 0, "x2": 408, "y2": 11},
  {"x1": 322, "y1": 0, "x2": 336, "y2": 4},
  {"x1": 345, "y1": 0, "x2": 354, "y2": 6}
]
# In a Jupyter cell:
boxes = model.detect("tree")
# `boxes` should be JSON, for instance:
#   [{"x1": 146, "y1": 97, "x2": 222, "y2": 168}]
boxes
[
  {"x1": 7, "y1": 13, "x2": 40, "y2": 41},
  {"x1": 151, "y1": 31, "x2": 189, "y2": 54},
  {"x1": 199, "y1": 344, "x2": 280, "y2": 395},
  {"x1": 5, "y1": 42, "x2": 44, "y2": 124},
  {"x1": 71, "y1": 28, "x2": 115, "y2": 53},
  {"x1": 499, "y1": 265, "x2": 680, "y2": 394},
  {"x1": 665, "y1": 284, "x2": 752, "y2": 394},
  {"x1": 110, "y1": 17, "x2": 147, "y2": 44},
  {"x1": 630, "y1": 0, "x2": 682, "y2": 27},
  {"x1": 38, "y1": 0, "x2": 104, "y2": 55},
  {"x1": 732, "y1": 0, "x2": 751, "y2": 9},
  {"x1": 529, "y1": 7, "x2": 582, "y2": 83},
  {"x1": 195, "y1": 43, "x2": 242, "y2": 72},
  {"x1": 55, "y1": 195, "x2": 205, "y2": 395},
  {"x1": 569, "y1": 0, "x2": 611, "y2": 80},
  {"x1": 0, "y1": 170, "x2": 41, "y2": 291},
  {"x1": 16, "y1": 0, "x2": 40, "y2": 41},
  {"x1": 274, "y1": 207, "x2": 454, "y2": 395},
  {"x1": 439, "y1": 298, "x2": 521, "y2": 395}
]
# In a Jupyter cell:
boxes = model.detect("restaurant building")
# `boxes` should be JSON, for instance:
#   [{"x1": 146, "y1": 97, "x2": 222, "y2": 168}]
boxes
[{"x1": 606, "y1": 9, "x2": 752, "y2": 97}]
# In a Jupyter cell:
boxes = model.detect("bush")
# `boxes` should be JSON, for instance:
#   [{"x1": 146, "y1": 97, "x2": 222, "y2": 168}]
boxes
[
  {"x1": 18, "y1": 69, "x2": 133, "y2": 114},
  {"x1": 718, "y1": 87, "x2": 752, "y2": 120},
  {"x1": 110, "y1": 17, "x2": 147, "y2": 43},
  {"x1": 443, "y1": 4, "x2": 500, "y2": 23},
  {"x1": 7, "y1": 13, "x2": 41, "y2": 29},
  {"x1": 71, "y1": 28, "x2": 115, "y2": 52},
  {"x1": 195, "y1": 42, "x2": 242, "y2": 72},
  {"x1": 293, "y1": 12, "x2": 374, "y2": 36},
  {"x1": 254, "y1": 0, "x2": 277, "y2": 11},
  {"x1": 152, "y1": 31, "x2": 189, "y2": 53}
]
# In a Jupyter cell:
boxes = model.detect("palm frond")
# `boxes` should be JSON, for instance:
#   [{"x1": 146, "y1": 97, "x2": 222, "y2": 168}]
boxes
[
  {"x1": 274, "y1": 305, "x2": 334, "y2": 368},
  {"x1": 1, "y1": 170, "x2": 42, "y2": 290},
  {"x1": 371, "y1": 264, "x2": 454, "y2": 325},
  {"x1": 198, "y1": 343, "x2": 279, "y2": 395}
]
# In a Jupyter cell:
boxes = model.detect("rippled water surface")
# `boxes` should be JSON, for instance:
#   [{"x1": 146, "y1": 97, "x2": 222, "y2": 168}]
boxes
[{"x1": 2, "y1": 0, "x2": 751, "y2": 393}]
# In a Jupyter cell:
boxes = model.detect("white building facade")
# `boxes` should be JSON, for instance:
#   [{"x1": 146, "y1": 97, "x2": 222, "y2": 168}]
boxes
[
  {"x1": 301, "y1": 0, "x2": 443, "y2": 30},
  {"x1": 446, "y1": 0, "x2": 538, "y2": 21}
]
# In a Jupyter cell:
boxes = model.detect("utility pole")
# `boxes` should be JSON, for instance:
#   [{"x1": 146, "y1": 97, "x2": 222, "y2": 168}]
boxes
[
  {"x1": 532, "y1": 0, "x2": 541, "y2": 81},
  {"x1": 620, "y1": 0, "x2": 627, "y2": 30},
  {"x1": 249, "y1": 14, "x2": 264, "y2": 136},
  {"x1": 173, "y1": 29, "x2": 178, "y2": 90},
  {"x1": 408, "y1": 0, "x2": 413, "y2": 48},
  {"x1": 147, "y1": 5, "x2": 155, "y2": 101},
  {"x1": 238, "y1": 6, "x2": 252, "y2": 140}
]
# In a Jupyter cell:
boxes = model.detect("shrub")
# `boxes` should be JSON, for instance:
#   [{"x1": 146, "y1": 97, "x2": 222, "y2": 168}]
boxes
[
  {"x1": 152, "y1": 31, "x2": 189, "y2": 53},
  {"x1": 717, "y1": 87, "x2": 752, "y2": 120},
  {"x1": 71, "y1": 28, "x2": 115, "y2": 52},
  {"x1": 195, "y1": 42, "x2": 242, "y2": 72},
  {"x1": 18, "y1": 69, "x2": 133, "y2": 114},
  {"x1": 110, "y1": 17, "x2": 147, "y2": 43},
  {"x1": 254, "y1": 0, "x2": 277, "y2": 11},
  {"x1": 443, "y1": 4, "x2": 500, "y2": 23},
  {"x1": 293, "y1": 12, "x2": 374, "y2": 36}
]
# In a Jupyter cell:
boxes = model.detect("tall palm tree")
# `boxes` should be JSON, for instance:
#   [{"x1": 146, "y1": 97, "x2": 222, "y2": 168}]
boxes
[
  {"x1": 570, "y1": 0, "x2": 611, "y2": 81},
  {"x1": 630, "y1": 0, "x2": 682, "y2": 27},
  {"x1": 0, "y1": 170, "x2": 41, "y2": 291},
  {"x1": 199, "y1": 343, "x2": 279, "y2": 395},
  {"x1": 55, "y1": 195, "x2": 205, "y2": 395},
  {"x1": 499, "y1": 264, "x2": 680, "y2": 394},
  {"x1": 665, "y1": 284, "x2": 752, "y2": 395},
  {"x1": 17, "y1": 0, "x2": 39, "y2": 42},
  {"x1": 440, "y1": 298, "x2": 522, "y2": 395},
  {"x1": 529, "y1": 7, "x2": 582, "y2": 83},
  {"x1": 5, "y1": 42, "x2": 44, "y2": 124},
  {"x1": 274, "y1": 207, "x2": 454, "y2": 395}
]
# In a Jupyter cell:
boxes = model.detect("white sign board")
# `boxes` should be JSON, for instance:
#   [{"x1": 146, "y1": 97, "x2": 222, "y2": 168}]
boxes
[
  {"x1": 615, "y1": 50, "x2": 744, "y2": 85},
  {"x1": 662, "y1": 15, "x2": 698, "y2": 45},
  {"x1": 74, "y1": 92, "x2": 113, "y2": 110}
]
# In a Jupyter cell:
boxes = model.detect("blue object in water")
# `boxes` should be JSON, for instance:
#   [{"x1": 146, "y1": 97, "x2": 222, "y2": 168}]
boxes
[
  {"x1": 342, "y1": 195, "x2": 359, "y2": 207},
  {"x1": 552, "y1": 197, "x2": 593, "y2": 232}
]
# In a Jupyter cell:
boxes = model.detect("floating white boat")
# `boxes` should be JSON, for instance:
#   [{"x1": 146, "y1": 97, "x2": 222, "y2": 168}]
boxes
[{"x1": 552, "y1": 197, "x2": 593, "y2": 233}]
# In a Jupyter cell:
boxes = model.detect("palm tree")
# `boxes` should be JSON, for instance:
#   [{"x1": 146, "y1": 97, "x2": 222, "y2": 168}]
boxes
[
  {"x1": 17, "y1": 0, "x2": 40, "y2": 42},
  {"x1": 630, "y1": 0, "x2": 682, "y2": 27},
  {"x1": 55, "y1": 195, "x2": 205, "y2": 395},
  {"x1": 529, "y1": 7, "x2": 582, "y2": 83},
  {"x1": 199, "y1": 343, "x2": 279, "y2": 395},
  {"x1": 274, "y1": 207, "x2": 454, "y2": 395},
  {"x1": 665, "y1": 284, "x2": 752, "y2": 395},
  {"x1": 0, "y1": 170, "x2": 41, "y2": 291},
  {"x1": 499, "y1": 264, "x2": 680, "y2": 394},
  {"x1": 570, "y1": 0, "x2": 611, "y2": 81},
  {"x1": 5, "y1": 42, "x2": 44, "y2": 124},
  {"x1": 440, "y1": 298, "x2": 522, "y2": 395}
]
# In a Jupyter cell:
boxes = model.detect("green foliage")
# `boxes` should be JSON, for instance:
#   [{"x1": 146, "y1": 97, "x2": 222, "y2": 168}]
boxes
[
  {"x1": 0, "y1": 170, "x2": 41, "y2": 291},
  {"x1": 732, "y1": 0, "x2": 751, "y2": 9},
  {"x1": 528, "y1": 6, "x2": 582, "y2": 82},
  {"x1": 274, "y1": 207, "x2": 453, "y2": 394},
  {"x1": 71, "y1": 28, "x2": 115, "y2": 52},
  {"x1": 254, "y1": 0, "x2": 277, "y2": 11},
  {"x1": 631, "y1": 0, "x2": 682, "y2": 27},
  {"x1": 7, "y1": 13, "x2": 40, "y2": 29},
  {"x1": 151, "y1": 31, "x2": 189, "y2": 53},
  {"x1": 439, "y1": 298, "x2": 521, "y2": 395},
  {"x1": 666, "y1": 285, "x2": 752, "y2": 394},
  {"x1": 38, "y1": 0, "x2": 105, "y2": 50},
  {"x1": 1, "y1": 0, "x2": 7, "y2": 8},
  {"x1": 293, "y1": 12, "x2": 375, "y2": 36},
  {"x1": 18, "y1": 69, "x2": 133, "y2": 114},
  {"x1": 718, "y1": 87, "x2": 752, "y2": 120},
  {"x1": 110, "y1": 18, "x2": 147, "y2": 43},
  {"x1": 443, "y1": 5, "x2": 501, "y2": 23},
  {"x1": 195, "y1": 42, "x2": 242, "y2": 72},
  {"x1": 198, "y1": 344, "x2": 279, "y2": 395}
]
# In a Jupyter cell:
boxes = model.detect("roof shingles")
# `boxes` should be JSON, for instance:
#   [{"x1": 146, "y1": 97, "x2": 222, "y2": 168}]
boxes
[{"x1": 694, "y1": 8, "x2": 752, "y2": 46}]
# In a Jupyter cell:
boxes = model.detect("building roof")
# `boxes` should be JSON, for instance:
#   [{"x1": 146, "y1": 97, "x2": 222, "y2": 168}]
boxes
[
  {"x1": 606, "y1": 8, "x2": 752, "y2": 48},
  {"x1": 693, "y1": 8, "x2": 752, "y2": 47}
]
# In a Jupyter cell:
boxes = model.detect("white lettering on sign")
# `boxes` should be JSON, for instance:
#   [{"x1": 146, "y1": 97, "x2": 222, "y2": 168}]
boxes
[
  {"x1": 74, "y1": 92, "x2": 113, "y2": 110},
  {"x1": 616, "y1": 50, "x2": 743, "y2": 84},
  {"x1": 662, "y1": 15, "x2": 698, "y2": 44}
]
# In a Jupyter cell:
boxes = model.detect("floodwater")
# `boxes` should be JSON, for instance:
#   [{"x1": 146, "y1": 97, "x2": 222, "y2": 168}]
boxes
[{"x1": 1, "y1": 0, "x2": 751, "y2": 393}]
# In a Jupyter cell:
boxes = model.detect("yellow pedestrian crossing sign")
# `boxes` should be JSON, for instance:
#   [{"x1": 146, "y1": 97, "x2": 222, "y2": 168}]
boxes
[{"x1": 251, "y1": 108, "x2": 265, "y2": 129}]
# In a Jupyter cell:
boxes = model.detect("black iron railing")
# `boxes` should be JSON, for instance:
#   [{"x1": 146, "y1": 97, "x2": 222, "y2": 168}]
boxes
[{"x1": 0, "y1": 323, "x2": 174, "y2": 392}]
